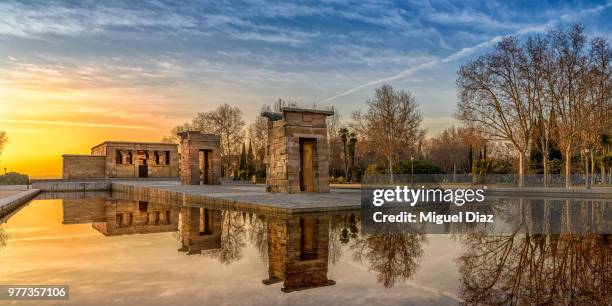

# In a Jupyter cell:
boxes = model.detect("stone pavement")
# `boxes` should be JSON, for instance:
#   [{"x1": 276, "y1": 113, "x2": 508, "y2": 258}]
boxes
[
  {"x1": 113, "y1": 180, "x2": 362, "y2": 214},
  {"x1": 0, "y1": 189, "x2": 40, "y2": 220},
  {"x1": 0, "y1": 185, "x2": 29, "y2": 199}
]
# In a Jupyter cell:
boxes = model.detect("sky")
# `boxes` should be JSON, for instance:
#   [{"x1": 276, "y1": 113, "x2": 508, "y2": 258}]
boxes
[{"x1": 0, "y1": 0, "x2": 611, "y2": 177}]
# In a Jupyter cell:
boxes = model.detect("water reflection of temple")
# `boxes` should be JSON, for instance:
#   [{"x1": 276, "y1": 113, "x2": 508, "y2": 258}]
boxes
[
  {"x1": 262, "y1": 215, "x2": 335, "y2": 292},
  {"x1": 91, "y1": 200, "x2": 179, "y2": 236},
  {"x1": 178, "y1": 206, "x2": 222, "y2": 255}
]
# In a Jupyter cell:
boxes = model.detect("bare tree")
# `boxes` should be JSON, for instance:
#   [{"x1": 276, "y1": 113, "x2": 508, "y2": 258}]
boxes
[
  {"x1": 545, "y1": 25, "x2": 589, "y2": 187},
  {"x1": 247, "y1": 105, "x2": 271, "y2": 173},
  {"x1": 524, "y1": 36, "x2": 555, "y2": 186},
  {"x1": 190, "y1": 104, "x2": 246, "y2": 177},
  {"x1": 161, "y1": 123, "x2": 191, "y2": 143},
  {"x1": 457, "y1": 37, "x2": 537, "y2": 186},
  {"x1": 426, "y1": 126, "x2": 485, "y2": 174},
  {"x1": 0, "y1": 131, "x2": 7, "y2": 161},
  {"x1": 544, "y1": 24, "x2": 611, "y2": 188},
  {"x1": 326, "y1": 106, "x2": 345, "y2": 179},
  {"x1": 581, "y1": 36, "x2": 611, "y2": 187},
  {"x1": 352, "y1": 84, "x2": 423, "y2": 182}
]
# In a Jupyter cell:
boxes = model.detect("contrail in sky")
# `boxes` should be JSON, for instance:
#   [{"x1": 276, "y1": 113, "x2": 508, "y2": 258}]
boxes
[{"x1": 319, "y1": 2, "x2": 611, "y2": 104}]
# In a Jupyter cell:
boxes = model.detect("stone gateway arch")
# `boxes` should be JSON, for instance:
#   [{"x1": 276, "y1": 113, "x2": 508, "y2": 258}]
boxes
[{"x1": 262, "y1": 108, "x2": 334, "y2": 193}]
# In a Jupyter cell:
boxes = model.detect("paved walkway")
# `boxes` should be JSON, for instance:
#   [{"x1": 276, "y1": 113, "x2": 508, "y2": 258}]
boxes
[
  {"x1": 0, "y1": 185, "x2": 30, "y2": 200},
  {"x1": 114, "y1": 181, "x2": 362, "y2": 213},
  {"x1": 0, "y1": 189, "x2": 40, "y2": 220}
]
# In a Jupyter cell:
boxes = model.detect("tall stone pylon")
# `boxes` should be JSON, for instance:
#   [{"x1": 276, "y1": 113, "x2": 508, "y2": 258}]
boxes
[{"x1": 177, "y1": 131, "x2": 221, "y2": 185}]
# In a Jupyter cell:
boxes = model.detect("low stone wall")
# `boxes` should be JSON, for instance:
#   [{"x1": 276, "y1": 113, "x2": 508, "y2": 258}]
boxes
[
  {"x1": 486, "y1": 187, "x2": 612, "y2": 199},
  {"x1": 32, "y1": 180, "x2": 111, "y2": 192},
  {"x1": 112, "y1": 183, "x2": 183, "y2": 205},
  {"x1": 63, "y1": 154, "x2": 106, "y2": 179},
  {"x1": 111, "y1": 183, "x2": 295, "y2": 215},
  {"x1": 0, "y1": 189, "x2": 40, "y2": 219}
]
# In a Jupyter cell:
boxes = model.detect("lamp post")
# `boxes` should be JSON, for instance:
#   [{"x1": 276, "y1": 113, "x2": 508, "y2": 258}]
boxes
[{"x1": 410, "y1": 156, "x2": 415, "y2": 186}]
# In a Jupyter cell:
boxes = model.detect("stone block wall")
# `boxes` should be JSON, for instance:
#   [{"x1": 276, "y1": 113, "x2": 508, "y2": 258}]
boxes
[
  {"x1": 62, "y1": 141, "x2": 179, "y2": 179},
  {"x1": 96, "y1": 142, "x2": 179, "y2": 178},
  {"x1": 62, "y1": 155, "x2": 106, "y2": 179},
  {"x1": 178, "y1": 131, "x2": 221, "y2": 185},
  {"x1": 266, "y1": 120, "x2": 289, "y2": 192},
  {"x1": 263, "y1": 108, "x2": 333, "y2": 193}
]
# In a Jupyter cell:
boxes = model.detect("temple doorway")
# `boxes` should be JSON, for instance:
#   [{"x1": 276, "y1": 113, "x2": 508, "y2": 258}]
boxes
[
  {"x1": 138, "y1": 164, "x2": 148, "y2": 178},
  {"x1": 299, "y1": 139, "x2": 315, "y2": 192},
  {"x1": 199, "y1": 149, "x2": 212, "y2": 184}
]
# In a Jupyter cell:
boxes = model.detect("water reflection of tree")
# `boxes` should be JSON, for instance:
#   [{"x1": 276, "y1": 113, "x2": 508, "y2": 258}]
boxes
[
  {"x1": 329, "y1": 214, "x2": 360, "y2": 264},
  {"x1": 248, "y1": 214, "x2": 268, "y2": 264},
  {"x1": 0, "y1": 226, "x2": 7, "y2": 252},
  {"x1": 204, "y1": 211, "x2": 246, "y2": 265},
  {"x1": 350, "y1": 232, "x2": 426, "y2": 288},
  {"x1": 459, "y1": 233, "x2": 610, "y2": 305}
]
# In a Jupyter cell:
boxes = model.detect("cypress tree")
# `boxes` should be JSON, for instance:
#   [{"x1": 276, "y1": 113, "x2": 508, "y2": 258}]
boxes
[{"x1": 239, "y1": 143, "x2": 246, "y2": 171}]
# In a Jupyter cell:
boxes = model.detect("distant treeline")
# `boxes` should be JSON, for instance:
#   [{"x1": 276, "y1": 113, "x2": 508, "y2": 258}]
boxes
[{"x1": 0, "y1": 172, "x2": 29, "y2": 185}]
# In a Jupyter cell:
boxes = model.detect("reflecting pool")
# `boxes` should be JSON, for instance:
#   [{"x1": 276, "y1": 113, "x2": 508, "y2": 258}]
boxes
[{"x1": 0, "y1": 192, "x2": 609, "y2": 305}]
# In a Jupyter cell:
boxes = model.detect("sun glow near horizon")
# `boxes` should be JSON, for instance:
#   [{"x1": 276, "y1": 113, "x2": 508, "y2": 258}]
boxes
[
  {"x1": 0, "y1": 82, "x2": 180, "y2": 177},
  {"x1": 0, "y1": 118, "x2": 170, "y2": 178}
]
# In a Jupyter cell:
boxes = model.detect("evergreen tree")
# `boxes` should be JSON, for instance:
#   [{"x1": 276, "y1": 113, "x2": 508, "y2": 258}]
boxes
[
  {"x1": 468, "y1": 145, "x2": 473, "y2": 173},
  {"x1": 247, "y1": 140, "x2": 255, "y2": 177},
  {"x1": 247, "y1": 140, "x2": 254, "y2": 167},
  {"x1": 239, "y1": 143, "x2": 246, "y2": 171}
]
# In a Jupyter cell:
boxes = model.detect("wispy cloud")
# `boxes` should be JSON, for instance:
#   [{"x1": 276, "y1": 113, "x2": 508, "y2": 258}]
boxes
[
  {"x1": 319, "y1": 2, "x2": 611, "y2": 104},
  {"x1": 0, "y1": 119, "x2": 157, "y2": 130},
  {"x1": 0, "y1": 1, "x2": 196, "y2": 38}
]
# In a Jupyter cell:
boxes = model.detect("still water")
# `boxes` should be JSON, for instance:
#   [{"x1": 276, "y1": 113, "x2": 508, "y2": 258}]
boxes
[{"x1": 0, "y1": 193, "x2": 609, "y2": 305}]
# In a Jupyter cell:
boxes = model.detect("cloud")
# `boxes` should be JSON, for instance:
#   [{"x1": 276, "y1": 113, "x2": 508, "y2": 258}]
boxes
[
  {"x1": 0, "y1": 119, "x2": 157, "y2": 130},
  {"x1": 319, "y1": 2, "x2": 611, "y2": 104},
  {"x1": 0, "y1": 1, "x2": 196, "y2": 38},
  {"x1": 227, "y1": 29, "x2": 317, "y2": 45},
  {"x1": 427, "y1": 9, "x2": 524, "y2": 30}
]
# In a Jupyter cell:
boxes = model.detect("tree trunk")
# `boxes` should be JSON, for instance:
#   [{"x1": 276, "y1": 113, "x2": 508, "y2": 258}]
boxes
[
  {"x1": 518, "y1": 152, "x2": 525, "y2": 187},
  {"x1": 585, "y1": 153, "x2": 591, "y2": 189},
  {"x1": 601, "y1": 165, "x2": 606, "y2": 184},
  {"x1": 564, "y1": 146, "x2": 571, "y2": 188},
  {"x1": 388, "y1": 159, "x2": 394, "y2": 184},
  {"x1": 590, "y1": 150, "x2": 594, "y2": 186},
  {"x1": 343, "y1": 142, "x2": 348, "y2": 181},
  {"x1": 542, "y1": 154, "x2": 549, "y2": 188}
]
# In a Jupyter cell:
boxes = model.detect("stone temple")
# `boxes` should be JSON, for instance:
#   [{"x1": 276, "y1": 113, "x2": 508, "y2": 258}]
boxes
[
  {"x1": 262, "y1": 108, "x2": 334, "y2": 193},
  {"x1": 63, "y1": 141, "x2": 179, "y2": 179},
  {"x1": 177, "y1": 131, "x2": 222, "y2": 185},
  {"x1": 60, "y1": 108, "x2": 334, "y2": 195}
]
